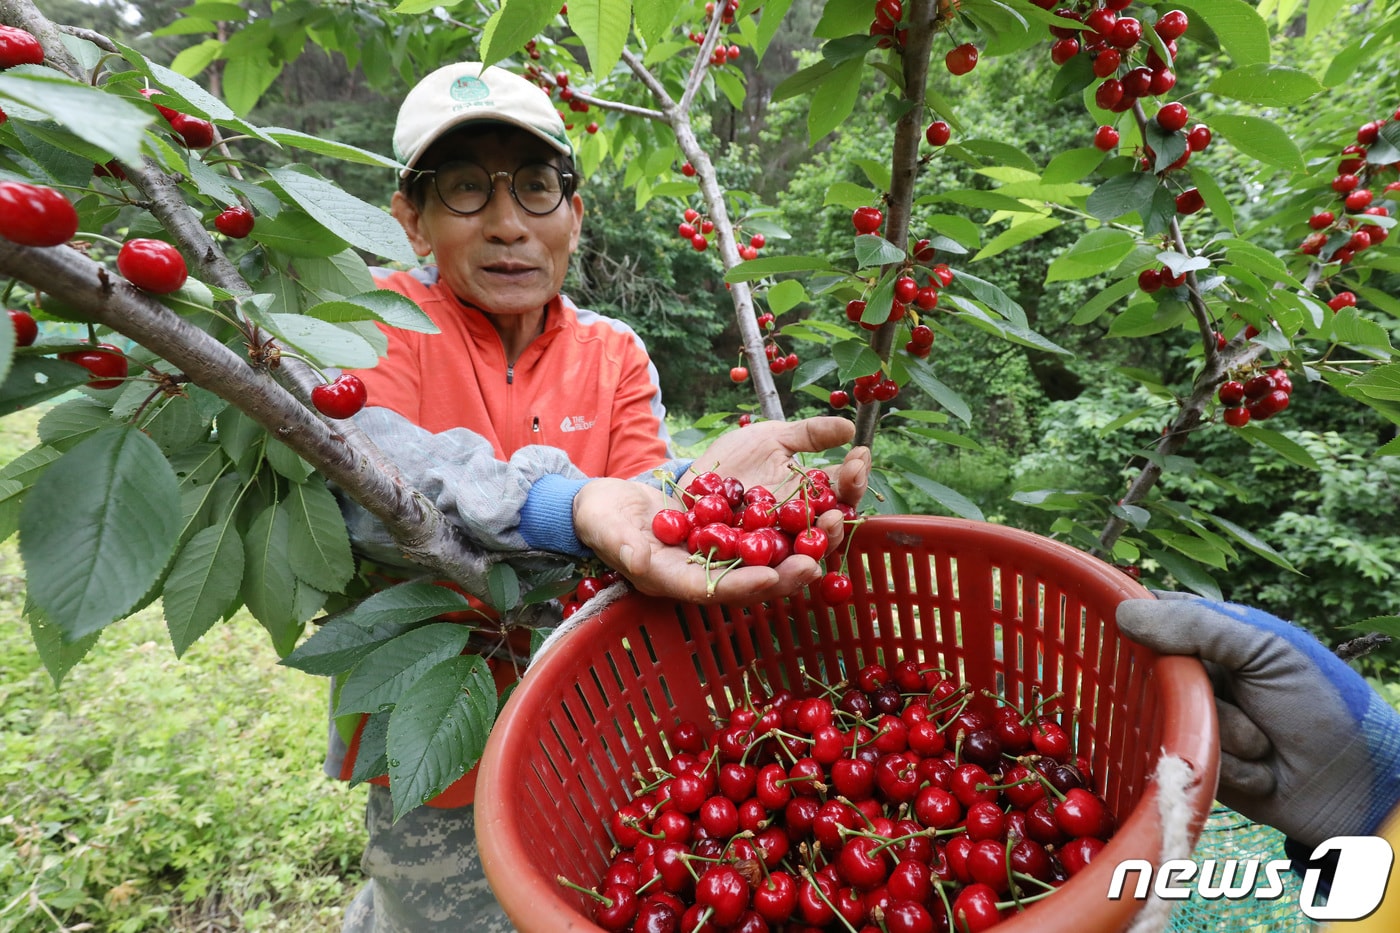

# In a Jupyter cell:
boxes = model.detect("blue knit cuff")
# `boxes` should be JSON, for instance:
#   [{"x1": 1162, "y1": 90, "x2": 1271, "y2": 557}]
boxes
[{"x1": 519, "y1": 474, "x2": 591, "y2": 558}]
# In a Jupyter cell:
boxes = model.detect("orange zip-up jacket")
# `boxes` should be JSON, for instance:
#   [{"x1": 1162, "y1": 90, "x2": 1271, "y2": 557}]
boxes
[{"x1": 330, "y1": 267, "x2": 672, "y2": 807}]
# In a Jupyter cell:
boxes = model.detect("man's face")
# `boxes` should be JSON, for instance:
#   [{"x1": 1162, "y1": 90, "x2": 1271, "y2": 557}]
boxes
[{"x1": 392, "y1": 126, "x2": 583, "y2": 317}]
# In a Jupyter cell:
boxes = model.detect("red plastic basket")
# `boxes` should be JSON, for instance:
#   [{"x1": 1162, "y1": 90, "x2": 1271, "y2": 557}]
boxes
[{"x1": 477, "y1": 515, "x2": 1219, "y2": 932}]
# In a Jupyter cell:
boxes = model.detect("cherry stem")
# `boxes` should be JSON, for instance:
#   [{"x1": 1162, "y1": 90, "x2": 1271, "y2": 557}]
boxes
[{"x1": 554, "y1": 875, "x2": 612, "y2": 906}]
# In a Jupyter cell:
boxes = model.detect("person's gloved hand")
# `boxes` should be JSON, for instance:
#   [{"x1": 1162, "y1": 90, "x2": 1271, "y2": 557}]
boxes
[{"x1": 1117, "y1": 596, "x2": 1400, "y2": 848}]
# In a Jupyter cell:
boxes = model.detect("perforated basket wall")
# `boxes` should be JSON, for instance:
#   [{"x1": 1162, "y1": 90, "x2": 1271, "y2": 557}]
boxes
[{"x1": 477, "y1": 515, "x2": 1219, "y2": 933}]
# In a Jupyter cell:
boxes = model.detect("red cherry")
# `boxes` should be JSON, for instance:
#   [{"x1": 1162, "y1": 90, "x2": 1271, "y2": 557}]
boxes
[
  {"x1": 677, "y1": 222, "x2": 697, "y2": 239},
  {"x1": 1093, "y1": 48, "x2": 1121, "y2": 77},
  {"x1": 1156, "y1": 101, "x2": 1189, "y2": 132},
  {"x1": 1093, "y1": 125, "x2": 1120, "y2": 151},
  {"x1": 1109, "y1": 16, "x2": 1143, "y2": 49},
  {"x1": 58, "y1": 342, "x2": 128, "y2": 390},
  {"x1": 924, "y1": 120, "x2": 951, "y2": 146},
  {"x1": 852, "y1": 206, "x2": 884, "y2": 234},
  {"x1": 690, "y1": 233, "x2": 708, "y2": 251},
  {"x1": 1050, "y1": 37, "x2": 1080, "y2": 65},
  {"x1": 1309, "y1": 211, "x2": 1336, "y2": 230},
  {"x1": 1137, "y1": 267, "x2": 1163, "y2": 293},
  {"x1": 1156, "y1": 9, "x2": 1190, "y2": 40},
  {"x1": 680, "y1": 161, "x2": 697, "y2": 177},
  {"x1": 214, "y1": 205, "x2": 255, "y2": 238},
  {"x1": 0, "y1": 181, "x2": 80, "y2": 247},
  {"x1": 829, "y1": 389, "x2": 850, "y2": 408},
  {"x1": 0, "y1": 24, "x2": 45, "y2": 68},
  {"x1": 585, "y1": 121, "x2": 599, "y2": 134},
  {"x1": 169, "y1": 113, "x2": 215, "y2": 148},
  {"x1": 592, "y1": 883, "x2": 638, "y2": 931},
  {"x1": 310, "y1": 373, "x2": 368, "y2": 419},
  {"x1": 945, "y1": 43, "x2": 979, "y2": 75},
  {"x1": 1218, "y1": 380, "x2": 1246, "y2": 406},
  {"x1": 1345, "y1": 188, "x2": 1374, "y2": 212},
  {"x1": 817, "y1": 571, "x2": 853, "y2": 603},
  {"x1": 1187, "y1": 123, "x2": 1212, "y2": 151},
  {"x1": 117, "y1": 238, "x2": 188, "y2": 294},
  {"x1": 730, "y1": 365, "x2": 749, "y2": 383},
  {"x1": 651, "y1": 509, "x2": 690, "y2": 546},
  {"x1": 1175, "y1": 188, "x2": 1205, "y2": 214},
  {"x1": 9, "y1": 308, "x2": 37, "y2": 347},
  {"x1": 893, "y1": 276, "x2": 919, "y2": 304},
  {"x1": 748, "y1": 233, "x2": 766, "y2": 249},
  {"x1": 1332, "y1": 173, "x2": 1360, "y2": 193},
  {"x1": 951, "y1": 883, "x2": 1004, "y2": 931},
  {"x1": 1328, "y1": 291, "x2": 1357, "y2": 311},
  {"x1": 1094, "y1": 78, "x2": 1124, "y2": 110}
]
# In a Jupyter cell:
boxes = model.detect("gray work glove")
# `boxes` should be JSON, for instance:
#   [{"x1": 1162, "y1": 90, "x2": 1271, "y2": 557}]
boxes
[{"x1": 1117, "y1": 596, "x2": 1400, "y2": 848}]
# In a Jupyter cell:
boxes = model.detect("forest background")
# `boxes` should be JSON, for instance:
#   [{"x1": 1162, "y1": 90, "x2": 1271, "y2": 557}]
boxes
[{"x1": 2, "y1": 0, "x2": 1399, "y2": 929}]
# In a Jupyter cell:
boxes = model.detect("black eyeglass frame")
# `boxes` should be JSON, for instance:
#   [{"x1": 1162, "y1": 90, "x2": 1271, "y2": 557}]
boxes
[{"x1": 416, "y1": 161, "x2": 577, "y2": 217}]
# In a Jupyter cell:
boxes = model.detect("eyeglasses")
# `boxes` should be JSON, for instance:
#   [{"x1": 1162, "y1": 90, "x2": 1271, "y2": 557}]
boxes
[{"x1": 423, "y1": 161, "x2": 574, "y2": 217}]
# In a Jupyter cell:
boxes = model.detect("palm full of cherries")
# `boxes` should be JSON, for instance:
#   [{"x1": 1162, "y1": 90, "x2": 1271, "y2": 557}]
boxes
[
  {"x1": 558, "y1": 660, "x2": 1117, "y2": 933},
  {"x1": 650, "y1": 468, "x2": 860, "y2": 601}
]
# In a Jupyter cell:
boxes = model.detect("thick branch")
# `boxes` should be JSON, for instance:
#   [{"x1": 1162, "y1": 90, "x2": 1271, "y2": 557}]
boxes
[
  {"x1": 0, "y1": 240, "x2": 497, "y2": 593},
  {"x1": 855, "y1": 0, "x2": 936, "y2": 448}
]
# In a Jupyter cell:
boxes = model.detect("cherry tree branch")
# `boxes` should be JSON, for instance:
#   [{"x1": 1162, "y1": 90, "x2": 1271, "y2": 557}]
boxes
[
  {"x1": 855, "y1": 0, "x2": 937, "y2": 449},
  {"x1": 0, "y1": 240, "x2": 501, "y2": 591}
]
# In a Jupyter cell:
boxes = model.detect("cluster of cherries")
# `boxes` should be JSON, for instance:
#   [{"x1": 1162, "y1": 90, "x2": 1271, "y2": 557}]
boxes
[
  {"x1": 1298, "y1": 107, "x2": 1400, "y2": 266},
  {"x1": 565, "y1": 659, "x2": 1115, "y2": 933},
  {"x1": 522, "y1": 66, "x2": 594, "y2": 134},
  {"x1": 730, "y1": 311, "x2": 799, "y2": 385},
  {"x1": 650, "y1": 469, "x2": 857, "y2": 602},
  {"x1": 865, "y1": 0, "x2": 979, "y2": 75},
  {"x1": 1217, "y1": 367, "x2": 1294, "y2": 428},
  {"x1": 138, "y1": 86, "x2": 216, "y2": 150}
]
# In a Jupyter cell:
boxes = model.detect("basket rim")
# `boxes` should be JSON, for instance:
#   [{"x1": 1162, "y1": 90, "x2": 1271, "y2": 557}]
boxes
[{"x1": 476, "y1": 515, "x2": 1221, "y2": 933}]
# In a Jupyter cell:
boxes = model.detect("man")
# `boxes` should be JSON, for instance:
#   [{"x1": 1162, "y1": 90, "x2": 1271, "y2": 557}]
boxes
[{"x1": 329, "y1": 63, "x2": 868, "y2": 932}]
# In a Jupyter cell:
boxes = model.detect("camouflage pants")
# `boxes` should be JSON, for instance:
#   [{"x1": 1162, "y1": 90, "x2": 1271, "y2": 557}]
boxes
[{"x1": 342, "y1": 786, "x2": 516, "y2": 933}]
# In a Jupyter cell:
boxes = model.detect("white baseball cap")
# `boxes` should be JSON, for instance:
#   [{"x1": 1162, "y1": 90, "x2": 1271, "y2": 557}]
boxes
[{"x1": 392, "y1": 62, "x2": 573, "y2": 178}]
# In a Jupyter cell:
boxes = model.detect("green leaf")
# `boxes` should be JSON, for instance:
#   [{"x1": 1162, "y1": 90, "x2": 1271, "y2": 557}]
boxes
[
  {"x1": 772, "y1": 59, "x2": 837, "y2": 102},
  {"x1": 1152, "y1": 550, "x2": 1222, "y2": 600},
  {"x1": 305, "y1": 291, "x2": 439, "y2": 333},
  {"x1": 1042, "y1": 147, "x2": 1107, "y2": 184},
  {"x1": 1204, "y1": 514, "x2": 1299, "y2": 574},
  {"x1": 336, "y1": 623, "x2": 474, "y2": 716},
  {"x1": 251, "y1": 210, "x2": 352, "y2": 258},
  {"x1": 1349, "y1": 364, "x2": 1400, "y2": 402},
  {"x1": 1070, "y1": 275, "x2": 1140, "y2": 325},
  {"x1": 349, "y1": 712, "x2": 390, "y2": 786},
  {"x1": 1209, "y1": 65, "x2": 1324, "y2": 106},
  {"x1": 854, "y1": 235, "x2": 905, "y2": 270},
  {"x1": 266, "y1": 313, "x2": 380, "y2": 369},
  {"x1": 1046, "y1": 229, "x2": 1136, "y2": 283},
  {"x1": 268, "y1": 166, "x2": 416, "y2": 264},
  {"x1": 164, "y1": 518, "x2": 245, "y2": 656},
  {"x1": 388, "y1": 654, "x2": 496, "y2": 821},
  {"x1": 1332, "y1": 308, "x2": 1395, "y2": 354},
  {"x1": 947, "y1": 269, "x2": 1026, "y2": 324},
  {"x1": 808, "y1": 58, "x2": 864, "y2": 143},
  {"x1": 351, "y1": 580, "x2": 474, "y2": 628},
  {"x1": 824, "y1": 181, "x2": 879, "y2": 210},
  {"x1": 1210, "y1": 114, "x2": 1306, "y2": 174},
  {"x1": 900, "y1": 473, "x2": 985, "y2": 522},
  {"x1": 18, "y1": 429, "x2": 180, "y2": 643},
  {"x1": 922, "y1": 189, "x2": 1041, "y2": 214},
  {"x1": 0, "y1": 70, "x2": 154, "y2": 165},
  {"x1": 1343, "y1": 616, "x2": 1400, "y2": 637},
  {"x1": 222, "y1": 54, "x2": 283, "y2": 116},
  {"x1": 831, "y1": 339, "x2": 884, "y2": 382},
  {"x1": 1178, "y1": 0, "x2": 1271, "y2": 66},
  {"x1": 766, "y1": 280, "x2": 808, "y2": 316},
  {"x1": 1087, "y1": 172, "x2": 1158, "y2": 221},
  {"x1": 1188, "y1": 166, "x2": 1236, "y2": 234},
  {"x1": 724, "y1": 255, "x2": 834, "y2": 282},
  {"x1": 902, "y1": 359, "x2": 972, "y2": 425},
  {"x1": 754, "y1": 0, "x2": 798, "y2": 60},
  {"x1": 263, "y1": 127, "x2": 401, "y2": 168},
  {"x1": 480, "y1": 0, "x2": 561, "y2": 68},
  {"x1": 1011, "y1": 488, "x2": 1097, "y2": 511},
  {"x1": 28, "y1": 606, "x2": 100, "y2": 689},
  {"x1": 486, "y1": 562, "x2": 520, "y2": 612},
  {"x1": 973, "y1": 215, "x2": 1061, "y2": 261},
  {"x1": 285, "y1": 482, "x2": 354, "y2": 592},
  {"x1": 1239, "y1": 424, "x2": 1321, "y2": 470},
  {"x1": 635, "y1": 0, "x2": 686, "y2": 45},
  {"x1": 281, "y1": 614, "x2": 419, "y2": 676},
  {"x1": 242, "y1": 502, "x2": 299, "y2": 650},
  {"x1": 568, "y1": 0, "x2": 631, "y2": 77},
  {"x1": 1107, "y1": 298, "x2": 1191, "y2": 337}
]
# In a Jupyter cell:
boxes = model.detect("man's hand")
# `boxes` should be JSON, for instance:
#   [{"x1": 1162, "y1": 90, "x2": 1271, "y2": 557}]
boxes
[
  {"x1": 573, "y1": 417, "x2": 870, "y2": 603},
  {"x1": 1117, "y1": 597, "x2": 1400, "y2": 847}
]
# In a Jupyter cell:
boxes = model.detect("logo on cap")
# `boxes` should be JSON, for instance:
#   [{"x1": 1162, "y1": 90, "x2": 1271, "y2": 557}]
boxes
[{"x1": 449, "y1": 76, "x2": 490, "y2": 103}]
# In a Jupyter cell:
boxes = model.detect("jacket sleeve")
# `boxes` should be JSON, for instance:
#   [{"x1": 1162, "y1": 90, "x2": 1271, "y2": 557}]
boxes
[{"x1": 338, "y1": 406, "x2": 591, "y2": 571}]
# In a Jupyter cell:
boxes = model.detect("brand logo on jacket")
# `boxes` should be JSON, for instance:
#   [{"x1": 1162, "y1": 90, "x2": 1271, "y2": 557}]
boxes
[{"x1": 559, "y1": 415, "x2": 595, "y2": 433}]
